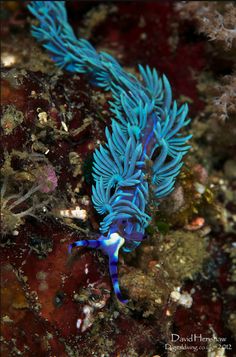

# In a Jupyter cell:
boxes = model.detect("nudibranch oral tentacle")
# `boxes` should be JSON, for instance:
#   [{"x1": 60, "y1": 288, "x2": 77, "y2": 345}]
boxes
[
  {"x1": 28, "y1": 1, "x2": 192, "y2": 304},
  {"x1": 69, "y1": 233, "x2": 128, "y2": 304}
]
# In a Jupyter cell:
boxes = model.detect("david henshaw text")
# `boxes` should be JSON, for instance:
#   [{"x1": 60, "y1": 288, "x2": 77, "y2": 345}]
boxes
[{"x1": 171, "y1": 334, "x2": 227, "y2": 343}]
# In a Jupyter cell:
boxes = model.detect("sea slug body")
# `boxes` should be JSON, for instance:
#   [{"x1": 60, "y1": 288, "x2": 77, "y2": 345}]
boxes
[{"x1": 28, "y1": 1, "x2": 192, "y2": 303}]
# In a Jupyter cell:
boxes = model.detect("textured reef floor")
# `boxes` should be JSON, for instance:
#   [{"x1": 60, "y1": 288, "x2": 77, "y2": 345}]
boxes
[{"x1": 1, "y1": 1, "x2": 236, "y2": 357}]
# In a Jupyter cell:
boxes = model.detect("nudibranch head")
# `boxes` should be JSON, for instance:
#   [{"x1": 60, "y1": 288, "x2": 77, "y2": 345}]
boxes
[{"x1": 70, "y1": 232, "x2": 128, "y2": 303}]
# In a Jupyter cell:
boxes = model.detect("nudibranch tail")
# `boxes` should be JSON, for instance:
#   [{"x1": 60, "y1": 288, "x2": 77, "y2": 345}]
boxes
[{"x1": 70, "y1": 233, "x2": 128, "y2": 303}]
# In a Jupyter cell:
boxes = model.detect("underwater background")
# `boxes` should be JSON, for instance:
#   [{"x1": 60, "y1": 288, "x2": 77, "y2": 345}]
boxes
[{"x1": 1, "y1": 1, "x2": 236, "y2": 356}]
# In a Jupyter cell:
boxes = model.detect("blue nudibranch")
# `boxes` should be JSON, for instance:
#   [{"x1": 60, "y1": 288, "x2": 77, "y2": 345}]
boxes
[{"x1": 28, "y1": 1, "x2": 192, "y2": 303}]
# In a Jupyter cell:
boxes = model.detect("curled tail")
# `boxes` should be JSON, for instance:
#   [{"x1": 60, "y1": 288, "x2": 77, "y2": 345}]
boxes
[{"x1": 70, "y1": 233, "x2": 128, "y2": 303}]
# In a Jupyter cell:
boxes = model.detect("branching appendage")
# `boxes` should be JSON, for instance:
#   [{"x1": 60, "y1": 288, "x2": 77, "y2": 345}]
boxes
[
  {"x1": 1, "y1": 152, "x2": 58, "y2": 236},
  {"x1": 176, "y1": 2, "x2": 236, "y2": 49},
  {"x1": 1, "y1": 176, "x2": 50, "y2": 236}
]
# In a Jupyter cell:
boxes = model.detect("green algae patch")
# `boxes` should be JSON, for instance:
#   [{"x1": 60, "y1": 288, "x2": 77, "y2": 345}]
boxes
[
  {"x1": 1, "y1": 105, "x2": 24, "y2": 134},
  {"x1": 158, "y1": 230, "x2": 208, "y2": 282},
  {"x1": 120, "y1": 230, "x2": 208, "y2": 317}
]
